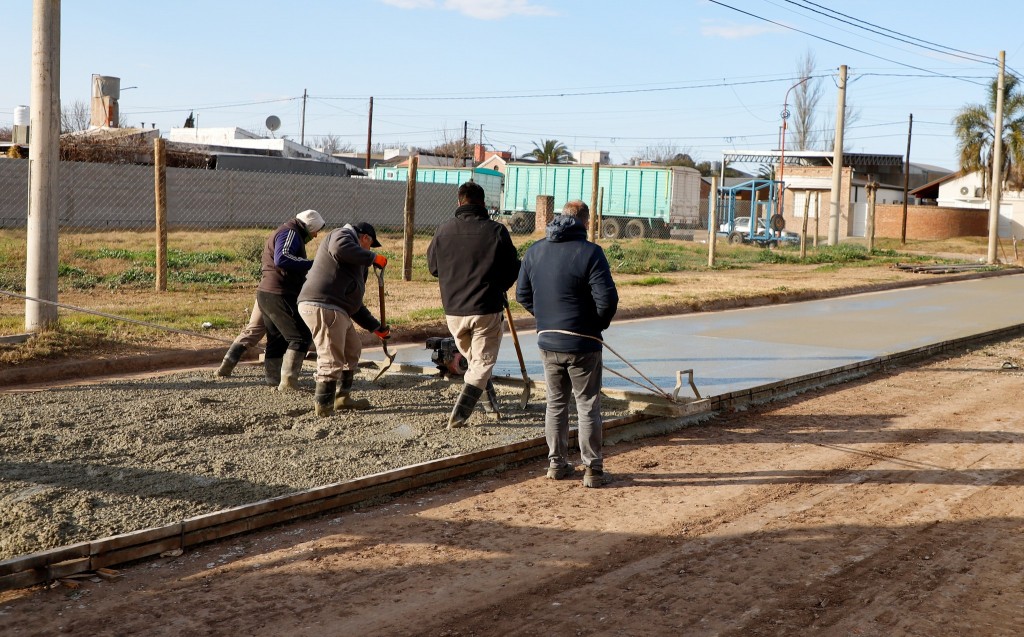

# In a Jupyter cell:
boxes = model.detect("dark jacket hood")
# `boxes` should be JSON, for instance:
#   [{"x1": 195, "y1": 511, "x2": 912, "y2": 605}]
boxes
[{"x1": 545, "y1": 215, "x2": 587, "y2": 242}]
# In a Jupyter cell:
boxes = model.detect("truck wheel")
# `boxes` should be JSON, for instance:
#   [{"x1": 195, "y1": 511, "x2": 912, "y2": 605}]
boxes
[
  {"x1": 509, "y1": 212, "x2": 534, "y2": 234},
  {"x1": 728, "y1": 232, "x2": 744, "y2": 245},
  {"x1": 625, "y1": 219, "x2": 647, "y2": 238},
  {"x1": 602, "y1": 218, "x2": 621, "y2": 239}
]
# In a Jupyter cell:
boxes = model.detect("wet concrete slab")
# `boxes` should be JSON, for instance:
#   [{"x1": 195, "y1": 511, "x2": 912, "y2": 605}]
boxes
[{"x1": 383, "y1": 273, "x2": 1024, "y2": 399}]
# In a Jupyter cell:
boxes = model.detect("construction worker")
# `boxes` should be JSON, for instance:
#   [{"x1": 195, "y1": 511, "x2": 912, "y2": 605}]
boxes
[
  {"x1": 298, "y1": 222, "x2": 390, "y2": 417},
  {"x1": 256, "y1": 209, "x2": 324, "y2": 391},
  {"x1": 517, "y1": 200, "x2": 618, "y2": 488},
  {"x1": 427, "y1": 181, "x2": 521, "y2": 429}
]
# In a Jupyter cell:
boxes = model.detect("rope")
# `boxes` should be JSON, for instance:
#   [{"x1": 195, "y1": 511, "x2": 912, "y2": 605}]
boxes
[
  {"x1": 0, "y1": 288, "x2": 248, "y2": 349},
  {"x1": 535, "y1": 328, "x2": 674, "y2": 401}
]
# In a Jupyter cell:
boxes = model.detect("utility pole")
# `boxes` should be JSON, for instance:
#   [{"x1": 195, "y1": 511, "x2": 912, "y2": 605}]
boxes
[
  {"x1": 462, "y1": 120, "x2": 468, "y2": 167},
  {"x1": 827, "y1": 64, "x2": 847, "y2": 246},
  {"x1": 365, "y1": 96, "x2": 373, "y2": 170},
  {"x1": 300, "y1": 88, "x2": 307, "y2": 146},
  {"x1": 901, "y1": 114, "x2": 912, "y2": 245},
  {"x1": 987, "y1": 51, "x2": 1006, "y2": 265},
  {"x1": 25, "y1": 0, "x2": 61, "y2": 331}
]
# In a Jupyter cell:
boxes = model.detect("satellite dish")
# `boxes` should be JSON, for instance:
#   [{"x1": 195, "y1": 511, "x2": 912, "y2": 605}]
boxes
[{"x1": 265, "y1": 115, "x2": 281, "y2": 132}]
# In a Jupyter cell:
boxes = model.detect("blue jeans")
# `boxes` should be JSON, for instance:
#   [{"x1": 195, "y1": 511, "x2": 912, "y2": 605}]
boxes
[{"x1": 540, "y1": 349, "x2": 603, "y2": 471}]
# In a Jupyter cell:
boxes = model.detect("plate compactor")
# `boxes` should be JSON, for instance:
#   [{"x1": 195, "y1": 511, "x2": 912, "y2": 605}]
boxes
[{"x1": 426, "y1": 336, "x2": 468, "y2": 377}]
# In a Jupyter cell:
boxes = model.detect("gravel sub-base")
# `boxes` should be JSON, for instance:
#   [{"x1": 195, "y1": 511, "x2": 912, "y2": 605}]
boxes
[{"x1": 0, "y1": 365, "x2": 632, "y2": 561}]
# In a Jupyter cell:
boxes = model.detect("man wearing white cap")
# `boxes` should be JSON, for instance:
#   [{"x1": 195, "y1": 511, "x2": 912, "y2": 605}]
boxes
[{"x1": 256, "y1": 209, "x2": 325, "y2": 391}]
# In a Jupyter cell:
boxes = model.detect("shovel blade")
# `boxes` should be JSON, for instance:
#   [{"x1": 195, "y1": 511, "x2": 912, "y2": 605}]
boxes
[{"x1": 519, "y1": 381, "x2": 531, "y2": 409}]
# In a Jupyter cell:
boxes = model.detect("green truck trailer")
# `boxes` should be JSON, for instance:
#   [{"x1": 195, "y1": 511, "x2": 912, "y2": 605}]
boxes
[
  {"x1": 498, "y1": 163, "x2": 702, "y2": 238},
  {"x1": 373, "y1": 166, "x2": 504, "y2": 210}
]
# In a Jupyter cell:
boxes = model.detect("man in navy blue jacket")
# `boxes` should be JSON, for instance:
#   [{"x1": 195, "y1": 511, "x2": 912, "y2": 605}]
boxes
[{"x1": 517, "y1": 200, "x2": 618, "y2": 488}]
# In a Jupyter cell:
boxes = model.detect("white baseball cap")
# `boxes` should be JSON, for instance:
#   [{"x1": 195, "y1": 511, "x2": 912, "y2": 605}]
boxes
[{"x1": 295, "y1": 209, "x2": 325, "y2": 233}]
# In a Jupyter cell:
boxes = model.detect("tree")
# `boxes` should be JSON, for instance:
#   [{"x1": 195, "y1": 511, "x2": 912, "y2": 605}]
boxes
[
  {"x1": 0, "y1": 126, "x2": 11, "y2": 142},
  {"x1": 308, "y1": 134, "x2": 354, "y2": 155},
  {"x1": 791, "y1": 50, "x2": 822, "y2": 151},
  {"x1": 635, "y1": 142, "x2": 691, "y2": 164},
  {"x1": 953, "y1": 74, "x2": 1024, "y2": 195},
  {"x1": 60, "y1": 99, "x2": 91, "y2": 133},
  {"x1": 525, "y1": 139, "x2": 574, "y2": 164}
]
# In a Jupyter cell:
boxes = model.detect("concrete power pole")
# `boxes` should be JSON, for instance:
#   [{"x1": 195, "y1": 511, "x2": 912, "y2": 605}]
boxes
[
  {"x1": 827, "y1": 64, "x2": 848, "y2": 246},
  {"x1": 300, "y1": 88, "x2": 307, "y2": 146},
  {"x1": 25, "y1": 0, "x2": 61, "y2": 331},
  {"x1": 987, "y1": 51, "x2": 1006, "y2": 265}
]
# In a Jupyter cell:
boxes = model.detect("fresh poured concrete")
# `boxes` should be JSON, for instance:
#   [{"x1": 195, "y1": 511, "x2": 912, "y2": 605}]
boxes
[{"x1": 384, "y1": 273, "x2": 1024, "y2": 399}]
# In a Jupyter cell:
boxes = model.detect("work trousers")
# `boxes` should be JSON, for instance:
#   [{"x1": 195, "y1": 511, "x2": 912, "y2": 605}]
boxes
[
  {"x1": 540, "y1": 349, "x2": 604, "y2": 471},
  {"x1": 445, "y1": 312, "x2": 503, "y2": 390},
  {"x1": 256, "y1": 291, "x2": 312, "y2": 360},
  {"x1": 298, "y1": 303, "x2": 362, "y2": 383},
  {"x1": 232, "y1": 300, "x2": 266, "y2": 349}
]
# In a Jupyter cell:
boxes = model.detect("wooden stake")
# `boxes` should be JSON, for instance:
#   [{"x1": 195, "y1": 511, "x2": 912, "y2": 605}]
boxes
[
  {"x1": 402, "y1": 155, "x2": 418, "y2": 282},
  {"x1": 154, "y1": 137, "x2": 168, "y2": 292}
]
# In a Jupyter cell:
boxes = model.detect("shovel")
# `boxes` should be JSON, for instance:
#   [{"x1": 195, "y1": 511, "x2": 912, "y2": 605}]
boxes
[
  {"x1": 503, "y1": 295, "x2": 532, "y2": 409},
  {"x1": 372, "y1": 265, "x2": 396, "y2": 382}
]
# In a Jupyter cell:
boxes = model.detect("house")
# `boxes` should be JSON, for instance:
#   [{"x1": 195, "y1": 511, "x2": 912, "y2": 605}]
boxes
[{"x1": 912, "y1": 170, "x2": 1024, "y2": 239}]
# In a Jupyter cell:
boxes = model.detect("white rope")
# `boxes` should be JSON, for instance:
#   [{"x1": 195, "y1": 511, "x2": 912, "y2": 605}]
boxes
[{"x1": 536, "y1": 328, "x2": 674, "y2": 401}]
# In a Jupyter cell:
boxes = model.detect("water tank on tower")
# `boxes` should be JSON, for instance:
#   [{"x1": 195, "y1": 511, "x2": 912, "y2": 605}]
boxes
[
  {"x1": 13, "y1": 105, "x2": 30, "y2": 143},
  {"x1": 90, "y1": 74, "x2": 122, "y2": 128}
]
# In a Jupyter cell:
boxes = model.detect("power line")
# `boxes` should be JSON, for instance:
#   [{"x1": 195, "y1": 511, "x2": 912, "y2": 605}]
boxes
[{"x1": 706, "y1": 0, "x2": 986, "y2": 86}]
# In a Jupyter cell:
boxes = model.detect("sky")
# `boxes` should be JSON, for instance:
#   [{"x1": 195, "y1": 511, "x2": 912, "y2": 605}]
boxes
[{"x1": 4, "y1": 0, "x2": 1024, "y2": 172}]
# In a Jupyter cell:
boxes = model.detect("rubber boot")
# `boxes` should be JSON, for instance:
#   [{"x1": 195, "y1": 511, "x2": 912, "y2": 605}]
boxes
[
  {"x1": 263, "y1": 357, "x2": 283, "y2": 387},
  {"x1": 335, "y1": 370, "x2": 371, "y2": 410},
  {"x1": 214, "y1": 343, "x2": 247, "y2": 377},
  {"x1": 448, "y1": 383, "x2": 483, "y2": 429},
  {"x1": 278, "y1": 349, "x2": 305, "y2": 392},
  {"x1": 479, "y1": 380, "x2": 502, "y2": 421},
  {"x1": 314, "y1": 380, "x2": 337, "y2": 417}
]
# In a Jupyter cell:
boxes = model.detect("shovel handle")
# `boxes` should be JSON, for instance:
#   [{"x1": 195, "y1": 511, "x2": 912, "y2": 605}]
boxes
[{"x1": 504, "y1": 303, "x2": 528, "y2": 378}]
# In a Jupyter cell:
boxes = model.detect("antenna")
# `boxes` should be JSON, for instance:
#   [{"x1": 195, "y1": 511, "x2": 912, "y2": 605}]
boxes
[{"x1": 265, "y1": 115, "x2": 281, "y2": 137}]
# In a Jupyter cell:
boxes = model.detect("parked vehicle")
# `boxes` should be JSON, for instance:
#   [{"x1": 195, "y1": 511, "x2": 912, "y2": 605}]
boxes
[
  {"x1": 496, "y1": 163, "x2": 702, "y2": 237},
  {"x1": 373, "y1": 166, "x2": 504, "y2": 210},
  {"x1": 716, "y1": 179, "x2": 797, "y2": 247}
]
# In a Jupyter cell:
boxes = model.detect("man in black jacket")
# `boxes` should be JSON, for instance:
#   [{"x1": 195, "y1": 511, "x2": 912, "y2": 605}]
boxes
[
  {"x1": 517, "y1": 200, "x2": 618, "y2": 488},
  {"x1": 298, "y1": 222, "x2": 389, "y2": 417},
  {"x1": 427, "y1": 182, "x2": 521, "y2": 429},
  {"x1": 256, "y1": 209, "x2": 324, "y2": 390}
]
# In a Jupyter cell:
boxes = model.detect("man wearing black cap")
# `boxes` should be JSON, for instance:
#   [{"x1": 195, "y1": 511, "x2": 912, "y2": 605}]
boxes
[{"x1": 298, "y1": 222, "x2": 390, "y2": 417}]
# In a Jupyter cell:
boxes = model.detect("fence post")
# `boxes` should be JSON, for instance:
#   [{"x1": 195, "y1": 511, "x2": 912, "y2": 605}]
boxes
[
  {"x1": 597, "y1": 186, "x2": 604, "y2": 242},
  {"x1": 707, "y1": 176, "x2": 718, "y2": 267},
  {"x1": 154, "y1": 137, "x2": 168, "y2": 292},
  {"x1": 589, "y1": 162, "x2": 600, "y2": 241},
  {"x1": 865, "y1": 181, "x2": 878, "y2": 253},
  {"x1": 800, "y1": 190, "x2": 811, "y2": 260},
  {"x1": 402, "y1": 155, "x2": 418, "y2": 282}
]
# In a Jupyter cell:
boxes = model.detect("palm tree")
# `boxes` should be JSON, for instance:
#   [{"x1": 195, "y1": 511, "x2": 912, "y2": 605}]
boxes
[
  {"x1": 953, "y1": 74, "x2": 1024, "y2": 195},
  {"x1": 525, "y1": 139, "x2": 574, "y2": 164}
]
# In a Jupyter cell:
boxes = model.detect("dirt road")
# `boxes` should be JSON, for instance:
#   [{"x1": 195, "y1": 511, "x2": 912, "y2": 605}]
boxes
[{"x1": 1, "y1": 337, "x2": 1022, "y2": 636}]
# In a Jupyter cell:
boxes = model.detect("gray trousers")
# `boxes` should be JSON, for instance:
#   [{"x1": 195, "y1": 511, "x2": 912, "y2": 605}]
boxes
[{"x1": 540, "y1": 349, "x2": 603, "y2": 471}]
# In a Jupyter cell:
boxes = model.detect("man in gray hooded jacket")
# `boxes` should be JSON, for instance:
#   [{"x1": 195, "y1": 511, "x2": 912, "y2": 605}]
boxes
[{"x1": 298, "y1": 222, "x2": 389, "y2": 417}]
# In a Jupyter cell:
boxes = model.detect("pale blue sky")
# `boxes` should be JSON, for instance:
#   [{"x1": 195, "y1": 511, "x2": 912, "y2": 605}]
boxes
[{"x1": 4, "y1": 0, "x2": 1024, "y2": 171}]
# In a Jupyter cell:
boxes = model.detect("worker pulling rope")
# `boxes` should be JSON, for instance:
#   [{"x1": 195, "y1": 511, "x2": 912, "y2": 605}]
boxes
[{"x1": 536, "y1": 328, "x2": 681, "y2": 402}]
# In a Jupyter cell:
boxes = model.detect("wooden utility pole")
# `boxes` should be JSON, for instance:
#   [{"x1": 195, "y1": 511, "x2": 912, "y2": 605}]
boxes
[
  {"x1": 462, "y1": 121, "x2": 468, "y2": 167},
  {"x1": 827, "y1": 64, "x2": 847, "y2": 246},
  {"x1": 365, "y1": 96, "x2": 373, "y2": 170},
  {"x1": 988, "y1": 51, "x2": 1006, "y2": 265},
  {"x1": 707, "y1": 176, "x2": 719, "y2": 267},
  {"x1": 300, "y1": 88, "x2": 307, "y2": 146},
  {"x1": 866, "y1": 181, "x2": 878, "y2": 254},
  {"x1": 154, "y1": 138, "x2": 168, "y2": 291},
  {"x1": 901, "y1": 114, "x2": 912, "y2": 245},
  {"x1": 800, "y1": 190, "x2": 811, "y2": 260},
  {"x1": 402, "y1": 155, "x2": 419, "y2": 282},
  {"x1": 25, "y1": 0, "x2": 61, "y2": 331},
  {"x1": 589, "y1": 162, "x2": 600, "y2": 241}
]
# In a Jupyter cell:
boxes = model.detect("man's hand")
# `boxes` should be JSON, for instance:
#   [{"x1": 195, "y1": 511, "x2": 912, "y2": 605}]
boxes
[
  {"x1": 373, "y1": 253, "x2": 388, "y2": 269},
  {"x1": 373, "y1": 324, "x2": 391, "y2": 340}
]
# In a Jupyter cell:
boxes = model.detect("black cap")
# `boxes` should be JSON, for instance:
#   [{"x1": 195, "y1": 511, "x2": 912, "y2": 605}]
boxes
[{"x1": 352, "y1": 222, "x2": 381, "y2": 247}]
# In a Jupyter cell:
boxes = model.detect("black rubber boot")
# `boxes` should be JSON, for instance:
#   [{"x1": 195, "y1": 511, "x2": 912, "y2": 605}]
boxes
[
  {"x1": 278, "y1": 349, "x2": 305, "y2": 391},
  {"x1": 448, "y1": 384, "x2": 483, "y2": 429},
  {"x1": 263, "y1": 357, "x2": 283, "y2": 387},
  {"x1": 215, "y1": 343, "x2": 247, "y2": 377},
  {"x1": 335, "y1": 369, "x2": 371, "y2": 410},
  {"x1": 479, "y1": 380, "x2": 502, "y2": 421},
  {"x1": 314, "y1": 380, "x2": 337, "y2": 417}
]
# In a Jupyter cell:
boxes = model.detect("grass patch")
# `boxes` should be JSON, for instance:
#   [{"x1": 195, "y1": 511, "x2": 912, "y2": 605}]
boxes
[
  {"x1": 405, "y1": 307, "x2": 447, "y2": 322},
  {"x1": 626, "y1": 276, "x2": 671, "y2": 287}
]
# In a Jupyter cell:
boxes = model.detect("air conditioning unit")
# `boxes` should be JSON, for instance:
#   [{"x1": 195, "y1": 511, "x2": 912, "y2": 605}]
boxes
[
  {"x1": 960, "y1": 186, "x2": 969, "y2": 195},
  {"x1": 975, "y1": 187, "x2": 984, "y2": 197}
]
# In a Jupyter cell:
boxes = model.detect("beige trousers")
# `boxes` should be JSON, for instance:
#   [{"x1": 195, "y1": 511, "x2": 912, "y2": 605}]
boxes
[
  {"x1": 298, "y1": 303, "x2": 362, "y2": 383},
  {"x1": 445, "y1": 312, "x2": 503, "y2": 389}
]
